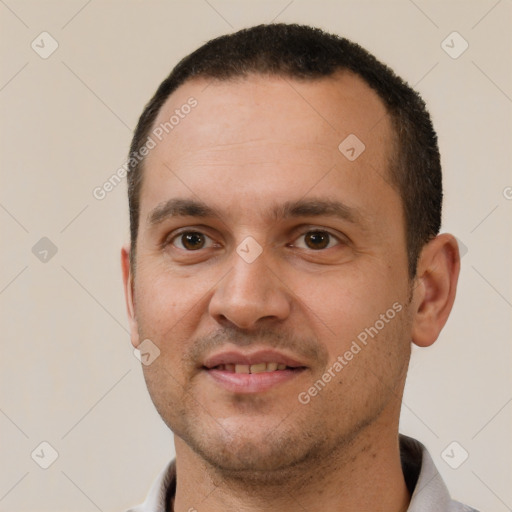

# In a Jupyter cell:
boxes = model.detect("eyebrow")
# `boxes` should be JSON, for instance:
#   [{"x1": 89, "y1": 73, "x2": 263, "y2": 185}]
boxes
[{"x1": 147, "y1": 197, "x2": 362, "y2": 227}]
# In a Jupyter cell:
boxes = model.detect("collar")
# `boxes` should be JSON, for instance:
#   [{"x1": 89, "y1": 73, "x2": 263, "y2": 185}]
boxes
[{"x1": 127, "y1": 434, "x2": 477, "y2": 512}]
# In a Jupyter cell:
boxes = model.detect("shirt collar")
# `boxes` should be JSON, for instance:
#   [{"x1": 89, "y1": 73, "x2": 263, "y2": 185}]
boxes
[{"x1": 128, "y1": 435, "x2": 476, "y2": 512}]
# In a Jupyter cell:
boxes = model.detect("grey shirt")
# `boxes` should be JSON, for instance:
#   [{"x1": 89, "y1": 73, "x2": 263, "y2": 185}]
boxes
[{"x1": 127, "y1": 435, "x2": 479, "y2": 512}]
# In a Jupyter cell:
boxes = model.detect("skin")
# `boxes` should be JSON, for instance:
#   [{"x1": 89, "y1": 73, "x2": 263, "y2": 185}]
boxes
[{"x1": 121, "y1": 71, "x2": 460, "y2": 512}]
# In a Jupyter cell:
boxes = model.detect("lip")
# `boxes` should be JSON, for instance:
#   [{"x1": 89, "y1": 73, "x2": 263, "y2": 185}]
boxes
[
  {"x1": 202, "y1": 348, "x2": 308, "y2": 394},
  {"x1": 203, "y1": 349, "x2": 306, "y2": 369},
  {"x1": 206, "y1": 368, "x2": 305, "y2": 393}
]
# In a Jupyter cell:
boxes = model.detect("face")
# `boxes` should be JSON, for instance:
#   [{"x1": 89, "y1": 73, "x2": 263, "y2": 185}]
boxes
[{"x1": 124, "y1": 72, "x2": 415, "y2": 477}]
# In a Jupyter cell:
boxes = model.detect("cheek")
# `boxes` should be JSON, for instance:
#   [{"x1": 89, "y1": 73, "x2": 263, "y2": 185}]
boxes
[
  {"x1": 292, "y1": 267, "x2": 401, "y2": 344},
  {"x1": 134, "y1": 264, "x2": 207, "y2": 331}
]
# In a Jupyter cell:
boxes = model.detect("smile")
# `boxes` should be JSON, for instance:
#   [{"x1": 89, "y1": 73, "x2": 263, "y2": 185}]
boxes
[
  {"x1": 211, "y1": 362, "x2": 291, "y2": 373},
  {"x1": 202, "y1": 349, "x2": 308, "y2": 393}
]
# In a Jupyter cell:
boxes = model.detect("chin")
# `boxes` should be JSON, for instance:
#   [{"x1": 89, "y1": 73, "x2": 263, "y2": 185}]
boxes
[
  {"x1": 176, "y1": 414, "x2": 326, "y2": 480},
  {"x1": 196, "y1": 441, "x2": 315, "y2": 483}
]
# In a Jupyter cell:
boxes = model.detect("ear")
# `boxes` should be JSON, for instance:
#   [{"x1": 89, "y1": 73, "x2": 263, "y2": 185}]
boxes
[
  {"x1": 411, "y1": 234, "x2": 460, "y2": 347},
  {"x1": 121, "y1": 243, "x2": 141, "y2": 349}
]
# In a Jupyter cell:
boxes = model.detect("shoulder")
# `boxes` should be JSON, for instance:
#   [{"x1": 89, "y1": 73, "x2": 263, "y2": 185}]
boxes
[
  {"x1": 450, "y1": 502, "x2": 480, "y2": 512},
  {"x1": 125, "y1": 460, "x2": 176, "y2": 512},
  {"x1": 400, "y1": 434, "x2": 481, "y2": 512}
]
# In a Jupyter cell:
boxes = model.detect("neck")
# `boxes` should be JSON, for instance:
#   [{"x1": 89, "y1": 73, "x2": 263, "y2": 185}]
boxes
[{"x1": 171, "y1": 425, "x2": 410, "y2": 512}]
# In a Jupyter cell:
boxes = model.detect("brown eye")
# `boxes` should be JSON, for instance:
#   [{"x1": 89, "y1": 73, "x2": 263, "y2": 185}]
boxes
[
  {"x1": 292, "y1": 230, "x2": 340, "y2": 251},
  {"x1": 304, "y1": 231, "x2": 331, "y2": 250},
  {"x1": 173, "y1": 232, "x2": 208, "y2": 250}
]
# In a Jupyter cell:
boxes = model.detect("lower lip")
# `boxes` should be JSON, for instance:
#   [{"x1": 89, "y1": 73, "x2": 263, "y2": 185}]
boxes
[{"x1": 205, "y1": 368, "x2": 305, "y2": 394}]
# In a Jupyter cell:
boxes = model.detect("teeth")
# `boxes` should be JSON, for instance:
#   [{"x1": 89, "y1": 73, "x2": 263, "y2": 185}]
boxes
[
  {"x1": 250, "y1": 362, "x2": 267, "y2": 373},
  {"x1": 215, "y1": 362, "x2": 290, "y2": 373}
]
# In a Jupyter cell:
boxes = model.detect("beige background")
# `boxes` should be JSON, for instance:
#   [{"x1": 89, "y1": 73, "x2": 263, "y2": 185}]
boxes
[{"x1": 1, "y1": 1, "x2": 511, "y2": 511}]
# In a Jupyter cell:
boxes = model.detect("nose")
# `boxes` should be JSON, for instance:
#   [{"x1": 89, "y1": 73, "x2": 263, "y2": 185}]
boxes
[{"x1": 208, "y1": 248, "x2": 292, "y2": 330}]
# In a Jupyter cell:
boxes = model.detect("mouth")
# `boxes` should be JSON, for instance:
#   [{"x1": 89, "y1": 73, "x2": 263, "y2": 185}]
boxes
[
  {"x1": 209, "y1": 362, "x2": 297, "y2": 373},
  {"x1": 202, "y1": 349, "x2": 308, "y2": 394}
]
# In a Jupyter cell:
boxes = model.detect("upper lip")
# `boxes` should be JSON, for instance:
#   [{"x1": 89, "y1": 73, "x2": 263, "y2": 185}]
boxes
[{"x1": 202, "y1": 348, "x2": 307, "y2": 369}]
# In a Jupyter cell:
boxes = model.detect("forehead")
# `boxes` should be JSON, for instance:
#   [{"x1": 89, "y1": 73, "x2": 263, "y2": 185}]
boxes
[
  {"x1": 151, "y1": 71, "x2": 392, "y2": 157},
  {"x1": 140, "y1": 72, "x2": 397, "y2": 226}
]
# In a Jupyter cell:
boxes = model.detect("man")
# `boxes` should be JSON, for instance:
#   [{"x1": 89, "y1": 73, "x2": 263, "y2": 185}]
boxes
[{"x1": 121, "y1": 24, "x2": 478, "y2": 511}]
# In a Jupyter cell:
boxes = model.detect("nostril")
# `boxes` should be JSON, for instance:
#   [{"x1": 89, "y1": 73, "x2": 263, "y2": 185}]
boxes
[{"x1": 208, "y1": 275, "x2": 292, "y2": 330}]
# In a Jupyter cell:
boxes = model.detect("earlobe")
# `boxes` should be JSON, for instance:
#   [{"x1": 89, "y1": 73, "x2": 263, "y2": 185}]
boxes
[
  {"x1": 411, "y1": 234, "x2": 460, "y2": 348},
  {"x1": 121, "y1": 244, "x2": 141, "y2": 349}
]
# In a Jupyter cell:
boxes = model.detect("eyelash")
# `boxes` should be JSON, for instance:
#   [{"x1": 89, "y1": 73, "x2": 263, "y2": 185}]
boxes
[{"x1": 164, "y1": 228, "x2": 344, "y2": 252}]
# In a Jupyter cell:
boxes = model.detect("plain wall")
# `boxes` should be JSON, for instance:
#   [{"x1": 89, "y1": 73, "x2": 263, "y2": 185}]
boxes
[{"x1": 0, "y1": 1, "x2": 510, "y2": 510}]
